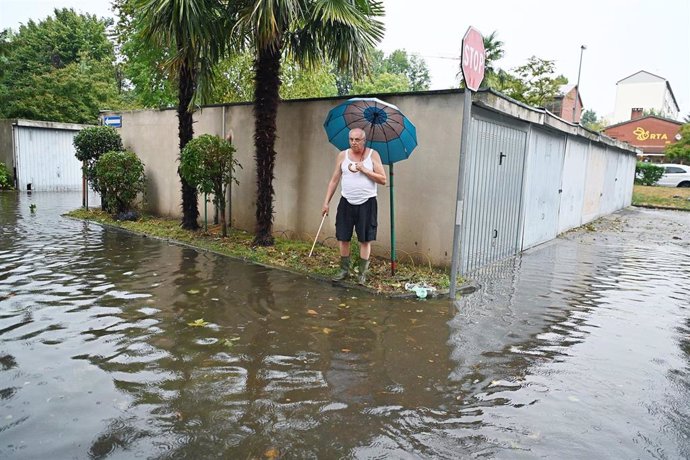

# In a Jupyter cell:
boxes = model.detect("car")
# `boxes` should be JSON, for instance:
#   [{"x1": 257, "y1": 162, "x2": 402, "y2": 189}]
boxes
[{"x1": 656, "y1": 163, "x2": 690, "y2": 188}]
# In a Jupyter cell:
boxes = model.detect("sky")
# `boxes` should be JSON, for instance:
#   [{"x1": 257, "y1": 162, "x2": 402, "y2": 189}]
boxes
[{"x1": 1, "y1": 0, "x2": 689, "y2": 121}]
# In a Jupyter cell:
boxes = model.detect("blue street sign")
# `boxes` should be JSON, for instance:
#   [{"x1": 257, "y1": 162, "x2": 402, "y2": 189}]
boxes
[{"x1": 103, "y1": 115, "x2": 122, "y2": 128}]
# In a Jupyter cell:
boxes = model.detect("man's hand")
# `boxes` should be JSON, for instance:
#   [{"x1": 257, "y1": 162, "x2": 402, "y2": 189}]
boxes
[{"x1": 322, "y1": 204, "x2": 329, "y2": 216}]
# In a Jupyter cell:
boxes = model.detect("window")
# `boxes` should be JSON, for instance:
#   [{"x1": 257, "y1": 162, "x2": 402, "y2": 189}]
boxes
[{"x1": 664, "y1": 167, "x2": 686, "y2": 174}]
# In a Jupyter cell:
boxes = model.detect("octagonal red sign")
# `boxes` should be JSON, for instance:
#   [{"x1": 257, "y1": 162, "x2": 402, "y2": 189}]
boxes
[{"x1": 461, "y1": 26, "x2": 485, "y2": 92}]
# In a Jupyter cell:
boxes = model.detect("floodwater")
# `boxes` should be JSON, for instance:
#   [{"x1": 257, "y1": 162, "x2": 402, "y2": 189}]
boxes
[{"x1": 1, "y1": 191, "x2": 689, "y2": 459}]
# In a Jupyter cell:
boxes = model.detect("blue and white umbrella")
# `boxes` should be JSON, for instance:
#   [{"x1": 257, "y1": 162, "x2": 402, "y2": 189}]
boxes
[{"x1": 323, "y1": 97, "x2": 418, "y2": 165}]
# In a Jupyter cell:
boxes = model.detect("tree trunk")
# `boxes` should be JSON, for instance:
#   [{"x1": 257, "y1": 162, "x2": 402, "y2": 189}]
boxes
[
  {"x1": 178, "y1": 61, "x2": 199, "y2": 230},
  {"x1": 252, "y1": 46, "x2": 282, "y2": 246}
]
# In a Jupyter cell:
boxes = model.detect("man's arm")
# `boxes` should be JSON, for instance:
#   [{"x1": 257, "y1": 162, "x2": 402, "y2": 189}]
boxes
[{"x1": 357, "y1": 150, "x2": 387, "y2": 185}]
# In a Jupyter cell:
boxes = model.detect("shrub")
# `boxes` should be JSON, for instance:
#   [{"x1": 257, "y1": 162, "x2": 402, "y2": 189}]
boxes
[
  {"x1": 635, "y1": 161, "x2": 664, "y2": 186},
  {"x1": 73, "y1": 126, "x2": 124, "y2": 197},
  {"x1": 94, "y1": 150, "x2": 146, "y2": 217},
  {"x1": 0, "y1": 162, "x2": 13, "y2": 189},
  {"x1": 180, "y1": 134, "x2": 240, "y2": 237}
]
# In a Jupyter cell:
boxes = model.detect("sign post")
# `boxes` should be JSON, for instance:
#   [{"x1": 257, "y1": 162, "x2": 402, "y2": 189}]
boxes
[{"x1": 450, "y1": 26, "x2": 485, "y2": 299}]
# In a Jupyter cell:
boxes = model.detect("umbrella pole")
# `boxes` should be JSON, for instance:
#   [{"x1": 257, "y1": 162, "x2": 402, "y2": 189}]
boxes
[{"x1": 389, "y1": 163, "x2": 396, "y2": 276}]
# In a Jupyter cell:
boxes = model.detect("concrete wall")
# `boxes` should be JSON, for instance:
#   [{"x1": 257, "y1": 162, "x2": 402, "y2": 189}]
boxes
[
  {"x1": 111, "y1": 92, "x2": 465, "y2": 266},
  {"x1": 107, "y1": 89, "x2": 636, "y2": 267},
  {"x1": 0, "y1": 120, "x2": 15, "y2": 170}
]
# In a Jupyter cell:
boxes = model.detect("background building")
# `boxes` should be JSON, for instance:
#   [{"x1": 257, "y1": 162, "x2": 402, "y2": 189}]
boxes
[
  {"x1": 0, "y1": 119, "x2": 85, "y2": 191},
  {"x1": 612, "y1": 71, "x2": 680, "y2": 123},
  {"x1": 544, "y1": 85, "x2": 584, "y2": 123},
  {"x1": 603, "y1": 113, "x2": 682, "y2": 163}
]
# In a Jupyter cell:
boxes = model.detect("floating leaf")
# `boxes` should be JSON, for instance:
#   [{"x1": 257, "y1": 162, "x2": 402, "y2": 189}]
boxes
[
  {"x1": 307, "y1": 309, "x2": 318, "y2": 315},
  {"x1": 338, "y1": 303, "x2": 346, "y2": 307},
  {"x1": 341, "y1": 348, "x2": 351, "y2": 353},
  {"x1": 322, "y1": 327, "x2": 332, "y2": 335},
  {"x1": 281, "y1": 315, "x2": 290, "y2": 320},
  {"x1": 264, "y1": 447, "x2": 280, "y2": 459},
  {"x1": 187, "y1": 289, "x2": 200, "y2": 295},
  {"x1": 187, "y1": 318, "x2": 208, "y2": 327}
]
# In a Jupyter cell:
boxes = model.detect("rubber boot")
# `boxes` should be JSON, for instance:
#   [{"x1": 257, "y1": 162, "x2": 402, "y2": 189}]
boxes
[
  {"x1": 332, "y1": 256, "x2": 350, "y2": 281},
  {"x1": 357, "y1": 258, "x2": 370, "y2": 285}
]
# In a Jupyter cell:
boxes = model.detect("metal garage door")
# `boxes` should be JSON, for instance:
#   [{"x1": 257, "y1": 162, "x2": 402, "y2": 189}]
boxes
[
  {"x1": 459, "y1": 112, "x2": 528, "y2": 274},
  {"x1": 15, "y1": 126, "x2": 82, "y2": 191},
  {"x1": 521, "y1": 128, "x2": 566, "y2": 250}
]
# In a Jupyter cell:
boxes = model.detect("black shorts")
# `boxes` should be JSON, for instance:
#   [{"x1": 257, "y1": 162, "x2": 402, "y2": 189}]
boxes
[{"x1": 335, "y1": 196, "x2": 378, "y2": 242}]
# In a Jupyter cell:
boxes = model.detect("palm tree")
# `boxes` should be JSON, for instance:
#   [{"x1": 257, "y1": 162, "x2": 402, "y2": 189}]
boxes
[
  {"x1": 232, "y1": 0, "x2": 385, "y2": 246},
  {"x1": 482, "y1": 31, "x2": 504, "y2": 77},
  {"x1": 136, "y1": 0, "x2": 228, "y2": 230}
]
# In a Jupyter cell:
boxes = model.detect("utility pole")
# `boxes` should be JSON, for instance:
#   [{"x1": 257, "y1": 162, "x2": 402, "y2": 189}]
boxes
[{"x1": 573, "y1": 45, "x2": 586, "y2": 123}]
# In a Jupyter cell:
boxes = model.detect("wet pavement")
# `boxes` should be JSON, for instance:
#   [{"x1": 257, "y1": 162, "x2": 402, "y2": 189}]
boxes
[{"x1": 1, "y1": 191, "x2": 689, "y2": 459}]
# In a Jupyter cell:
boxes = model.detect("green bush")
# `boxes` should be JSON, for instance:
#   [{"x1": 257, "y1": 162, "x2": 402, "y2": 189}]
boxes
[
  {"x1": 180, "y1": 134, "x2": 240, "y2": 237},
  {"x1": 73, "y1": 126, "x2": 124, "y2": 195},
  {"x1": 94, "y1": 150, "x2": 146, "y2": 217},
  {"x1": 0, "y1": 162, "x2": 13, "y2": 189},
  {"x1": 635, "y1": 161, "x2": 664, "y2": 186}
]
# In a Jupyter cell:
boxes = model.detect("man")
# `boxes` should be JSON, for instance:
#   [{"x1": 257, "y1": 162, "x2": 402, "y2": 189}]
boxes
[{"x1": 322, "y1": 128, "x2": 387, "y2": 284}]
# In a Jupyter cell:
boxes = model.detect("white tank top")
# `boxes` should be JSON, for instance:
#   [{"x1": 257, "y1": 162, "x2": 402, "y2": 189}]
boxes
[{"x1": 341, "y1": 148, "x2": 377, "y2": 205}]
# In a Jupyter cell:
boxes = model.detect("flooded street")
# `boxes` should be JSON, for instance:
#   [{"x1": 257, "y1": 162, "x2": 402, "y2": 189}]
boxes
[{"x1": 1, "y1": 191, "x2": 689, "y2": 459}]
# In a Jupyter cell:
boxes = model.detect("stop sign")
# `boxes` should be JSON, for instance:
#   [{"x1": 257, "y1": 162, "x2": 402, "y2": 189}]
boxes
[{"x1": 461, "y1": 26, "x2": 485, "y2": 92}]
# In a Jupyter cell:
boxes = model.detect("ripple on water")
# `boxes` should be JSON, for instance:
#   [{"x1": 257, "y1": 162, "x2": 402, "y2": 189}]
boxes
[{"x1": 2, "y1": 194, "x2": 690, "y2": 459}]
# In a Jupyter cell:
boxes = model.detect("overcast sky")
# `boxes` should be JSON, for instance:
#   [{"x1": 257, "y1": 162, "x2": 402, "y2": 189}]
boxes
[{"x1": 2, "y1": 0, "x2": 688, "y2": 120}]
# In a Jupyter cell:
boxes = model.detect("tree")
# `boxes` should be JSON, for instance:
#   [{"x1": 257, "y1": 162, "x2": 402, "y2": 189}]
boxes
[
  {"x1": 180, "y1": 135, "x2": 241, "y2": 237},
  {"x1": 232, "y1": 0, "x2": 385, "y2": 246},
  {"x1": 482, "y1": 31, "x2": 504, "y2": 78},
  {"x1": 95, "y1": 150, "x2": 146, "y2": 217},
  {"x1": 279, "y1": 59, "x2": 338, "y2": 99},
  {"x1": 0, "y1": 9, "x2": 124, "y2": 123},
  {"x1": 73, "y1": 126, "x2": 124, "y2": 208},
  {"x1": 500, "y1": 56, "x2": 568, "y2": 107},
  {"x1": 113, "y1": 0, "x2": 178, "y2": 108},
  {"x1": 380, "y1": 49, "x2": 430, "y2": 91},
  {"x1": 353, "y1": 72, "x2": 408, "y2": 94},
  {"x1": 0, "y1": 29, "x2": 12, "y2": 79},
  {"x1": 0, "y1": 161, "x2": 13, "y2": 189},
  {"x1": 664, "y1": 123, "x2": 690, "y2": 164},
  {"x1": 643, "y1": 108, "x2": 663, "y2": 118},
  {"x1": 135, "y1": 0, "x2": 229, "y2": 230},
  {"x1": 580, "y1": 109, "x2": 607, "y2": 131},
  {"x1": 580, "y1": 109, "x2": 597, "y2": 126},
  {"x1": 345, "y1": 48, "x2": 431, "y2": 94}
]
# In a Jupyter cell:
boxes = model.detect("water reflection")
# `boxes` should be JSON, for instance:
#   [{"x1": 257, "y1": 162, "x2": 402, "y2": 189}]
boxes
[{"x1": 1, "y1": 193, "x2": 689, "y2": 458}]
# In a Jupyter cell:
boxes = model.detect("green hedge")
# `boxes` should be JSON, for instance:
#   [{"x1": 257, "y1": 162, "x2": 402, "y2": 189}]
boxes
[
  {"x1": 94, "y1": 150, "x2": 146, "y2": 217},
  {"x1": 635, "y1": 162, "x2": 664, "y2": 186},
  {"x1": 0, "y1": 162, "x2": 13, "y2": 189}
]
